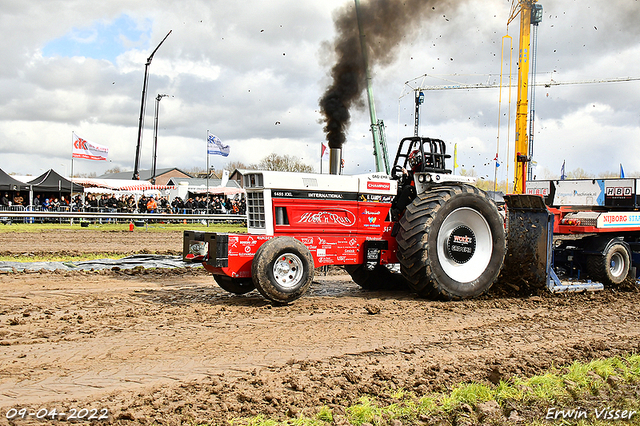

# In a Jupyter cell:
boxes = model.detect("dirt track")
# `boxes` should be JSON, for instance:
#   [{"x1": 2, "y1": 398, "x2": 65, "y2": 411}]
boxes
[{"x1": 0, "y1": 231, "x2": 639, "y2": 424}]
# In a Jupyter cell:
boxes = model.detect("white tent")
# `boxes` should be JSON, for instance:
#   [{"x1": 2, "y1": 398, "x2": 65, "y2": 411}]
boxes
[{"x1": 72, "y1": 178, "x2": 175, "y2": 192}]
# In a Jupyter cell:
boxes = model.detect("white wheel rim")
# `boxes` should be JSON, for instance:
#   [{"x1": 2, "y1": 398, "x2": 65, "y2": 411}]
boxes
[
  {"x1": 273, "y1": 253, "x2": 304, "y2": 289},
  {"x1": 610, "y1": 252, "x2": 625, "y2": 278},
  {"x1": 436, "y1": 207, "x2": 493, "y2": 283}
]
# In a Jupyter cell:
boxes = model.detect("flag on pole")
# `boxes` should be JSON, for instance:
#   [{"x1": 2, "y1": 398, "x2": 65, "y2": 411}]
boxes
[
  {"x1": 207, "y1": 131, "x2": 230, "y2": 157},
  {"x1": 620, "y1": 163, "x2": 625, "y2": 178},
  {"x1": 321, "y1": 142, "x2": 329, "y2": 160},
  {"x1": 72, "y1": 133, "x2": 108, "y2": 161},
  {"x1": 560, "y1": 160, "x2": 566, "y2": 180},
  {"x1": 494, "y1": 153, "x2": 500, "y2": 167}
]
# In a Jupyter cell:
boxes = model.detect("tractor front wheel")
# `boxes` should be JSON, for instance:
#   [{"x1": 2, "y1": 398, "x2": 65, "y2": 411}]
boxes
[
  {"x1": 214, "y1": 275, "x2": 255, "y2": 295},
  {"x1": 345, "y1": 264, "x2": 408, "y2": 291},
  {"x1": 252, "y1": 237, "x2": 314, "y2": 303}
]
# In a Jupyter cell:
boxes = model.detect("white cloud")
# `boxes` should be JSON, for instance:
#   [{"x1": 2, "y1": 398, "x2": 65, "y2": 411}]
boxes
[{"x1": 0, "y1": 0, "x2": 637, "y2": 185}]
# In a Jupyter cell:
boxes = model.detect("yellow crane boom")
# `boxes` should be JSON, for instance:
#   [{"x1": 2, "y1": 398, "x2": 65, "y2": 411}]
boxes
[{"x1": 509, "y1": 0, "x2": 542, "y2": 194}]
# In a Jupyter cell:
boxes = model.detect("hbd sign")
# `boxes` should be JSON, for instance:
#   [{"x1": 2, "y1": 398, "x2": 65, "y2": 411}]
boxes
[{"x1": 606, "y1": 187, "x2": 632, "y2": 197}]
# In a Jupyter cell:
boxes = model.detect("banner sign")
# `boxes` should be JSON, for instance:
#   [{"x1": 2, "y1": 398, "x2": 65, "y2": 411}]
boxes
[{"x1": 72, "y1": 134, "x2": 108, "y2": 161}]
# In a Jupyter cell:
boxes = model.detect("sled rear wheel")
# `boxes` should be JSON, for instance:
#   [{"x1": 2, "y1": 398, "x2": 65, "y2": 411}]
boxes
[{"x1": 587, "y1": 242, "x2": 630, "y2": 286}]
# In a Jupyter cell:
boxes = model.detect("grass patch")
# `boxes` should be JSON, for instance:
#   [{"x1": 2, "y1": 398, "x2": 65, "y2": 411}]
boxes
[
  {"x1": 0, "y1": 222, "x2": 246, "y2": 233},
  {"x1": 229, "y1": 354, "x2": 640, "y2": 425}
]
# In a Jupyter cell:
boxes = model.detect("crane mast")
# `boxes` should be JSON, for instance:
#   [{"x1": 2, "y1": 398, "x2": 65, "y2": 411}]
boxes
[
  {"x1": 509, "y1": 0, "x2": 542, "y2": 194},
  {"x1": 354, "y1": 0, "x2": 390, "y2": 174}
]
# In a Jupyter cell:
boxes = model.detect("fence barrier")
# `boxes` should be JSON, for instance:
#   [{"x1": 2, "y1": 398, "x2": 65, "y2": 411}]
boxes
[{"x1": 0, "y1": 209, "x2": 246, "y2": 224}]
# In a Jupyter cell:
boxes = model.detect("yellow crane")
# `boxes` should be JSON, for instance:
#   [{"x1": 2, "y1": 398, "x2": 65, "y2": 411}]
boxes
[{"x1": 509, "y1": 0, "x2": 543, "y2": 194}]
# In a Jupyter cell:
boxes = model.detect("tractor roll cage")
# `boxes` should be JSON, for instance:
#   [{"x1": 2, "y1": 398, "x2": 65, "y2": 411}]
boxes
[{"x1": 393, "y1": 137, "x2": 452, "y2": 175}]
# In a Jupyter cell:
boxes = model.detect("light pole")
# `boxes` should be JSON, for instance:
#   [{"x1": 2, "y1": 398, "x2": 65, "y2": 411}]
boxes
[
  {"x1": 151, "y1": 94, "x2": 169, "y2": 185},
  {"x1": 132, "y1": 30, "x2": 172, "y2": 180}
]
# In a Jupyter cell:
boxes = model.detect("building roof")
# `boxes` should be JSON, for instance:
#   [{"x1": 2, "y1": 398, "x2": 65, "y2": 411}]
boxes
[{"x1": 98, "y1": 168, "x2": 192, "y2": 180}]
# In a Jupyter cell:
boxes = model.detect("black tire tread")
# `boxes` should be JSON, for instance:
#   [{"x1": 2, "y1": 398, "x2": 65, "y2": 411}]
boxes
[
  {"x1": 396, "y1": 184, "x2": 505, "y2": 300},
  {"x1": 344, "y1": 264, "x2": 409, "y2": 291},
  {"x1": 251, "y1": 236, "x2": 314, "y2": 303},
  {"x1": 213, "y1": 275, "x2": 255, "y2": 295},
  {"x1": 586, "y1": 243, "x2": 630, "y2": 286}
]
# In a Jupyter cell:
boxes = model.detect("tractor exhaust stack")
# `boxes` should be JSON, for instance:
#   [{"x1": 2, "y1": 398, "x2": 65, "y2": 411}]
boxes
[{"x1": 330, "y1": 148, "x2": 342, "y2": 175}]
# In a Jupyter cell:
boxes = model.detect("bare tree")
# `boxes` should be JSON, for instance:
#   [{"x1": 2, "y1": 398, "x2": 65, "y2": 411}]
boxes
[
  {"x1": 257, "y1": 153, "x2": 313, "y2": 173},
  {"x1": 103, "y1": 166, "x2": 122, "y2": 175},
  {"x1": 567, "y1": 167, "x2": 594, "y2": 179},
  {"x1": 225, "y1": 161, "x2": 254, "y2": 172}
]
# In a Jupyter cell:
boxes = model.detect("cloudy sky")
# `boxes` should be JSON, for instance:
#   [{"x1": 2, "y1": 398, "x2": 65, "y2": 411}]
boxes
[{"x1": 1, "y1": 0, "x2": 639, "y2": 184}]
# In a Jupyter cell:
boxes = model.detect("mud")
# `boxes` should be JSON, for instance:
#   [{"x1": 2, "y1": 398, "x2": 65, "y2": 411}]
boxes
[{"x1": 0, "y1": 231, "x2": 638, "y2": 425}]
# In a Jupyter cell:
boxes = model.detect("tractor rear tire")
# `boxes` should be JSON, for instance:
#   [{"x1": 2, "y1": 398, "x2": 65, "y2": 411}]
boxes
[
  {"x1": 345, "y1": 264, "x2": 408, "y2": 291},
  {"x1": 396, "y1": 185, "x2": 506, "y2": 300},
  {"x1": 213, "y1": 275, "x2": 255, "y2": 295},
  {"x1": 252, "y1": 236, "x2": 314, "y2": 303},
  {"x1": 586, "y1": 243, "x2": 630, "y2": 286}
]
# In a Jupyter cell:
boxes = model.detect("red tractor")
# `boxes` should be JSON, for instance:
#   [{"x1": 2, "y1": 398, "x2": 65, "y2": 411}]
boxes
[{"x1": 184, "y1": 137, "x2": 511, "y2": 303}]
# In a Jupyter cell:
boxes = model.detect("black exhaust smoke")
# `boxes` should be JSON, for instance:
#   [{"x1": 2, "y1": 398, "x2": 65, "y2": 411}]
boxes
[{"x1": 320, "y1": 0, "x2": 457, "y2": 153}]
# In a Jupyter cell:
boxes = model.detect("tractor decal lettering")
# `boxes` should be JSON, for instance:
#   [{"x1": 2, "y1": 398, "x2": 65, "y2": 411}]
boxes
[
  {"x1": 362, "y1": 209, "x2": 381, "y2": 215},
  {"x1": 367, "y1": 181, "x2": 391, "y2": 190},
  {"x1": 453, "y1": 235, "x2": 472, "y2": 244},
  {"x1": 298, "y1": 210, "x2": 356, "y2": 227},
  {"x1": 451, "y1": 245, "x2": 473, "y2": 253},
  {"x1": 362, "y1": 194, "x2": 394, "y2": 203},
  {"x1": 272, "y1": 189, "x2": 359, "y2": 200},
  {"x1": 308, "y1": 192, "x2": 344, "y2": 199},
  {"x1": 363, "y1": 216, "x2": 380, "y2": 228}
]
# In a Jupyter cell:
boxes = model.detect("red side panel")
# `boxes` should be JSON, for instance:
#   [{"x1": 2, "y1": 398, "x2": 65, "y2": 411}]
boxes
[
  {"x1": 204, "y1": 187, "x2": 397, "y2": 279},
  {"x1": 273, "y1": 198, "x2": 360, "y2": 235},
  {"x1": 204, "y1": 230, "x2": 398, "y2": 279}
]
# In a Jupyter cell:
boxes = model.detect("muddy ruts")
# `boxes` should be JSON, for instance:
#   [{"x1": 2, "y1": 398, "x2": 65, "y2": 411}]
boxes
[{"x1": 319, "y1": 0, "x2": 457, "y2": 149}]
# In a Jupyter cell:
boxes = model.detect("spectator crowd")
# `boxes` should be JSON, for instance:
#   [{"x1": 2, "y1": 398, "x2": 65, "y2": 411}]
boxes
[{"x1": 1, "y1": 191, "x2": 246, "y2": 215}]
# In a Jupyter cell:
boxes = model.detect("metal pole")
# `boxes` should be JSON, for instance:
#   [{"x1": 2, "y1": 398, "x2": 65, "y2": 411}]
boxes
[
  {"x1": 133, "y1": 30, "x2": 172, "y2": 181},
  {"x1": 70, "y1": 131, "x2": 75, "y2": 179},
  {"x1": 414, "y1": 91, "x2": 424, "y2": 137},
  {"x1": 206, "y1": 130, "x2": 210, "y2": 198},
  {"x1": 151, "y1": 94, "x2": 168, "y2": 185}
]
